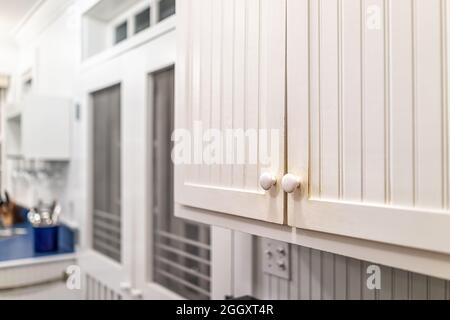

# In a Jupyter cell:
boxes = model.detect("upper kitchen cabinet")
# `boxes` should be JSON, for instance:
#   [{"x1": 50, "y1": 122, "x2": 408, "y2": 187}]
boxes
[
  {"x1": 175, "y1": 0, "x2": 287, "y2": 223},
  {"x1": 176, "y1": 0, "x2": 450, "y2": 277},
  {"x1": 287, "y1": 0, "x2": 450, "y2": 254},
  {"x1": 18, "y1": 94, "x2": 71, "y2": 161}
]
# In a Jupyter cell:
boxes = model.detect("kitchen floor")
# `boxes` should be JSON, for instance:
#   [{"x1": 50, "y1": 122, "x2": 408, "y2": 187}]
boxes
[{"x1": 0, "y1": 280, "x2": 82, "y2": 300}]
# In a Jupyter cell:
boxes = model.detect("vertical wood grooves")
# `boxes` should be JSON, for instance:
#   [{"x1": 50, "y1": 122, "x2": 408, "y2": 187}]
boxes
[
  {"x1": 297, "y1": 245, "x2": 302, "y2": 298},
  {"x1": 319, "y1": 251, "x2": 323, "y2": 299},
  {"x1": 307, "y1": 0, "x2": 312, "y2": 198},
  {"x1": 360, "y1": 0, "x2": 366, "y2": 202},
  {"x1": 384, "y1": 0, "x2": 392, "y2": 205},
  {"x1": 408, "y1": 271, "x2": 412, "y2": 299},
  {"x1": 231, "y1": 232, "x2": 235, "y2": 295},
  {"x1": 254, "y1": 0, "x2": 450, "y2": 302},
  {"x1": 187, "y1": 0, "x2": 193, "y2": 183},
  {"x1": 284, "y1": 0, "x2": 289, "y2": 223},
  {"x1": 231, "y1": 0, "x2": 236, "y2": 187},
  {"x1": 332, "y1": 254, "x2": 337, "y2": 299},
  {"x1": 359, "y1": 260, "x2": 364, "y2": 299},
  {"x1": 345, "y1": 257, "x2": 349, "y2": 300},
  {"x1": 441, "y1": 0, "x2": 449, "y2": 209},
  {"x1": 256, "y1": 240, "x2": 450, "y2": 300},
  {"x1": 318, "y1": 0, "x2": 323, "y2": 198},
  {"x1": 446, "y1": 281, "x2": 449, "y2": 300},
  {"x1": 192, "y1": 0, "x2": 201, "y2": 179},
  {"x1": 198, "y1": 0, "x2": 204, "y2": 183},
  {"x1": 338, "y1": 0, "x2": 343, "y2": 200},
  {"x1": 209, "y1": 0, "x2": 214, "y2": 183},
  {"x1": 305, "y1": 0, "x2": 449, "y2": 209},
  {"x1": 391, "y1": 268, "x2": 396, "y2": 299},
  {"x1": 277, "y1": 278, "x2": 281, "y2": 299},
  {"x1": 257, "y1": 0, "x2": 261, "y2": 188},
  {"x1": 84, "y1": 275, "x2": 120, "y2": 300},
  {"x1": 244, "y1": 0, "x2": 249, "y2": 188},
  {"x1": 219, "y1": 0, "x2": 224, "y2": 185},
  {"x1": 411, "y1": 0, "x2": 417, "y2": 207},
  {"x1": 309, "y1": 248, "x2": 312, "y2": 300},
  {"x1": 85, "y1": 275, "x2": 90, "y2": 300}
]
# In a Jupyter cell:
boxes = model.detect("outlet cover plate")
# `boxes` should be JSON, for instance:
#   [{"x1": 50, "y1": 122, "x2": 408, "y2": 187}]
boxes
[{"x1": 262, "y1": 238, "x2": 290, "y2": 280}]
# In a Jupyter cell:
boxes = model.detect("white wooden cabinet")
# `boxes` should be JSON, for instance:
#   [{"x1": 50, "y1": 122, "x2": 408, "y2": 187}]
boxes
[
  {"x1": 176, "y1": 0, "x2": 450, "y2": 276},
  {"x1": 288, "y1": 0, "x2": 450, "y2": 255},
  {"x1": 6, "y1": 94, "x2": 72, "y2": 161}
]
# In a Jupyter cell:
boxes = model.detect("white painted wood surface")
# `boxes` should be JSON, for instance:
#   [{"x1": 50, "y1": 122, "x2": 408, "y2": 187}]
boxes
[
  {"x1": 288, "y1": 0, "x2": 450, "y2": 254},
  {"x1": 84, "y1": 273, "x2": 123, "y2": 300},
  {"x1": 175, "y1": 0, "x2": 286, "y2": 224},
  {"x1": 7, "y1": 94, "x2": 72, "y2": 161},
  {"x1": 177, "y1": 0, "x2": 450, "y2": 277},
  {"x1": 176, "y1": 0, "x2": 450, "y2": 276}
]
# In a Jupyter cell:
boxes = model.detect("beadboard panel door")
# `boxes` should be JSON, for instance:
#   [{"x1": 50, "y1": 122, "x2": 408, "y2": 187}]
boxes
[
  {"x1": 175, "y1": 0, "x2": 286, "y2": 223},
  {"x1": 254, "y1": 238, "x2": 450, "y2": 300},
  {"x1": 287, "y1": 0, "x2": 450, "y2": 253}
]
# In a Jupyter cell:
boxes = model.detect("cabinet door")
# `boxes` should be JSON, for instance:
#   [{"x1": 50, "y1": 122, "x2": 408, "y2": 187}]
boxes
[
  {"x1": 22, "y1": 95, "x2": 71, "y2": 160},
  {"x1": 175, "y1": 0, "x2": 286, "y2": 223},
  {"x1": 287, "y1": 0, "x2": 450, "y2": 253}
]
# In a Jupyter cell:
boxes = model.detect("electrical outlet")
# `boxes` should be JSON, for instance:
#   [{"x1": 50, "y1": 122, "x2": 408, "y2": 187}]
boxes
[{"x1": 262, "y1": 238, "x2": 290, "y2": 280}]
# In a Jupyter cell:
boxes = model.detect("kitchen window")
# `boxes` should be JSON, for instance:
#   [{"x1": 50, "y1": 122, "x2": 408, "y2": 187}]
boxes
[{"x1": 115, "y1": 21, "x2": 128, "y2": 44}]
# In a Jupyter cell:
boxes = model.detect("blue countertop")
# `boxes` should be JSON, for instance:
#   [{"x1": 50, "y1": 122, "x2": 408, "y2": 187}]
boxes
[{"x1": 0, "y1": 222, "x2": 75, "y2": 263}]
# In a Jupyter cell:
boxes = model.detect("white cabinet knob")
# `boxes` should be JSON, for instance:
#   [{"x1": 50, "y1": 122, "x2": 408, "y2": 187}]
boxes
[
  {"x1": 259, "y1": 173, "x2": 277, "y2": 191},
  {"x1": 282, "y1": 174, "x2": 302, "y2": 194}
]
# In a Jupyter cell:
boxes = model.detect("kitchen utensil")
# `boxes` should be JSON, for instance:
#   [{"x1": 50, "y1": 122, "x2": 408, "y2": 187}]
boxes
[
  {"x1": 41, "y1": 211, "x2": 52, "y2": 226},
  {"x1": 27, "y1": 201, "x2": 62, "y2": 227},
  {"x1": 51, "y1": 204, "x2": 61, "y2": 225}
]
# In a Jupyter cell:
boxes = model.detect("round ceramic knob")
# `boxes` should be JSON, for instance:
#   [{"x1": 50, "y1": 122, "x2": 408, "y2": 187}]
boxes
[
  {"x1": 282, "y1": 174, "x2": 302, "y2": 194},
  {"x1": 259, "y1": 173, "x2": 277, "y2": 191}
]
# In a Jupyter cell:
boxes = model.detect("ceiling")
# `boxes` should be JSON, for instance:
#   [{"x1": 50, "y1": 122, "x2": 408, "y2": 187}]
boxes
[{"x1": 0, "y1": 0, "x2": 41, "y2": 39}]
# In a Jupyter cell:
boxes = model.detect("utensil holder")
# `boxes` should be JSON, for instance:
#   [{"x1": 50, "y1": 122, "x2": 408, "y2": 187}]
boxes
[{"x1": 34, "y1": 225, "x2": 59, "y2": 253}]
